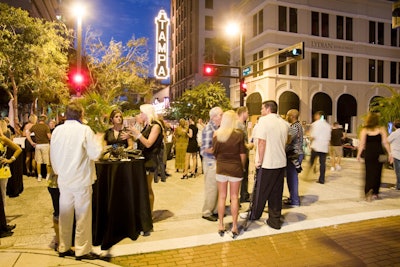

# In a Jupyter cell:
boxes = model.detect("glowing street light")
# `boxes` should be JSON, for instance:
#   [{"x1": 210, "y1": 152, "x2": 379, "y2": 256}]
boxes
[
  {"x1": 226, "y1": 21, "x2": 245, "y2": 106},
  {"x1": 72, "y1": 3, "x2": 85, "y2": 74}
]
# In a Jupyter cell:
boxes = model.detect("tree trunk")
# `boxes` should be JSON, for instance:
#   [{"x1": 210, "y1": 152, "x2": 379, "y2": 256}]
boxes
[{"x1": 8, "y1": 67, "x2": 19, "y2": 123}]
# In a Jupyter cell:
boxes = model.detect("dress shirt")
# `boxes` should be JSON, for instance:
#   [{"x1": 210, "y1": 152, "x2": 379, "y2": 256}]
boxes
[{"x1": 50, "y1": 120, "x2": 102, "y2": 189}]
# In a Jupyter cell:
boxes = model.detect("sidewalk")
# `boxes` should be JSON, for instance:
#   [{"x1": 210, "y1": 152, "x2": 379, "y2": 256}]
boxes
[{"x1": 0, "y1": 157, "x2": 399, "y2": 266}]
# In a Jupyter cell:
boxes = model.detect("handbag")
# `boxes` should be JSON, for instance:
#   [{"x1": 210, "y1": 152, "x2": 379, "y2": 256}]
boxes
[
  {"x1": 378, "y1": 154, "x2": 388, "y2": 163},
  {"x1": 0, "y1": 164, "x2": 11, "y2": 179}
]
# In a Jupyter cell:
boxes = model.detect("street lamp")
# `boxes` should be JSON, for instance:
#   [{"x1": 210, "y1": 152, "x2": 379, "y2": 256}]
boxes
[
  {"x1": 72, "y1": 3, "x2": 85, "y2": 95},
  {"x1": 226, "y1": 21, "x2": 245, "y2": 106}
]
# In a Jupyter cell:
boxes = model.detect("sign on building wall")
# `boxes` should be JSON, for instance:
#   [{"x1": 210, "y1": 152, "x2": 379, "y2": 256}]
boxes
[{"x1": 154, "y1": 10, "x2": 170, "y2": 79}]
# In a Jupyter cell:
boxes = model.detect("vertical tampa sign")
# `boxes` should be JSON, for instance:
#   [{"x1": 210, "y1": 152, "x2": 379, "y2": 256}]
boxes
[{"x1": 154, "y1": 10, "x2": 170, "y2": 79}]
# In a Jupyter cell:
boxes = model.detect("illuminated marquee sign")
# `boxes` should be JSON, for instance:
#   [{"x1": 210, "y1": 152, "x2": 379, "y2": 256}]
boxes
[{"x1": 154, "y1": 10, "x2": 170, "y2": 79}]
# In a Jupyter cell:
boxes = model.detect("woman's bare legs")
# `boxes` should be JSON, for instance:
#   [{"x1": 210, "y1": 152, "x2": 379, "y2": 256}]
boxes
[
  {"x1": 217, "y1": 181, "x2": 227, "y2": 231},
  {"x1": 230, "y1": 181, "x2": 241, "y2": 233}
]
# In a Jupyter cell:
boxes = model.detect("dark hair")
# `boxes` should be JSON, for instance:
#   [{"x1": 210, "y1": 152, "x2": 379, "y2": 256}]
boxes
[
  {"x1": 394, "y1": 119, "x2": 400, "y2": 129},
  {"x1": 262, "y1": 100, "x2": 278, "y2": 113},
  {"x1": 109, "y1": 109, "x2": 123, "y2": 124},
  {"x1": 65, "y1": 102, "x2": 83, "y2": 121}
]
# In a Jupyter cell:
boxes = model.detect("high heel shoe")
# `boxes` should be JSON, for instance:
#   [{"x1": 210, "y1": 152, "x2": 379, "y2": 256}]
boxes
[
  {"x1": 231, "y1": 230, "x2": 239, "y2": 239},
  {"x1": 218, "y1": 229, "x2": 225, "y2": 237},
  {"x1": 181, "y1": 174, "x2": 187, "y2": 179},
  {"x1": 188, "y1": 173, "x2": 194, "y2": 178}
]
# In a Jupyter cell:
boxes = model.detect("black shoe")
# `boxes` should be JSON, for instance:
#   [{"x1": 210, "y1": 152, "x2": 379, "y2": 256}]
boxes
[
  {"x1": 231, "y1": 231, "x2": 239, "y2": 239},
  {"x1": 0, "y1": 230, "x2": 13, "y2": 238},
  {"x1": 265, "y1": 219, "x2": 281, "y2": 230},
  {"x1": 202, "y1": 215, "x2": 217, "y2": 222},
  {"x1": 316, "y1": 180, "x2": 324, "y2": 184},
  {"x1": 161, "y1": 179, "x2": 166, "y2": 182},
  {"x1": 283, "y1": 199, "x2": 300, "y2": 207},
  {"x1": 218, "y1": 229, "x2": 225, "y2": 237},
  {"x1": 59, "y1": 249, "x2": 75, "y2": 258},
  {"x1": 76, "y1": 252, "x2": 100, "y2": 261},
  {"x1": 181, "y1": 174, "x2": 188, "y2": 179},
  {"x1": 5, "y1": 224, "x2": 16, "y2": 231},
  {"x1": 165, "y1": 173, "x2": 171, "y2": 177}
]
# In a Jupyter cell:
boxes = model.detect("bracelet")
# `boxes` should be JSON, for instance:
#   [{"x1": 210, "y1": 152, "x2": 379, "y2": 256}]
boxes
[
  {"x1": 136, "y1": 133, "x2": 142, "y2": 139},
  {"x1": 10, "y1": 156, "x2": 16, "y2": 162}
]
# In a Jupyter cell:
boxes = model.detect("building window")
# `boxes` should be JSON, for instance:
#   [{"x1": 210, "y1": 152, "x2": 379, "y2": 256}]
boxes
[
  {"x1": 390, "y1": 61, "x2": 397, "y2": 84},
  {"x1": 289, "y1": 61, "x2": 297, "y2": 76},
  {"x1": 346, "y1": 17, "x2": 353, "y2": 41},
  {"x1": 279, "y1": 6, "x2": 297, "y2": 33},
  {"x1": 369, "y1": 59, "x2": 375, "y2": 82},
  {"x1": 378, "y1": 22, "x2": 384, "y2": 45},
  {"x1": 205, "y1": 0, "x2": 213, "y2": 9},
  {"x1": 337, "y1": 56, "x2": 344, "y2": 79},
  {"x1": 289, "y1": 8, "x2": 297, "y2": 33},
  {"x1": 252, "y1": 51, "x2": 264, "y2": 77},
  {"x1": 321, "y1": 54, "x2": 329, "y2": 78},
  {"x1": 369, "y1": 21, "x2": 384, "y2": 45},
  {"x1": 346, "y1": 57, "x2": 353, "y2": 80},
  {"x1": 253, "y1": 10, "x2": 264, "y2": 37},
  {"x1": 312, "y1": 11, "x2": 319, "y2": 36},
  {"x1": 337, "y1": 16, "x2": 344, "y2": 39},
  {"x1": 377, "y1": 60, "x2": 384, "y2": 82},
  {"x1": 278, "y1": 51, "x2": 286, "y2": 74},
  {"x1": 311, "y1": 53, "x2": 319, "y2": 77},
  {"x1": 279, "y1": 6, "x2": 287, "y2": 31},
  {"x1": 391, "y1": 29, "x2": 398, "y2": 47},
  {"x1": 369, "y1": 21, "x2": 376, "y2": 44},
  {"x1": 321, "y1": 13, "x2": 329, "y2": 37},
  {"x1": 205, "y1": 16, "x2": 213, "y2": 31}
]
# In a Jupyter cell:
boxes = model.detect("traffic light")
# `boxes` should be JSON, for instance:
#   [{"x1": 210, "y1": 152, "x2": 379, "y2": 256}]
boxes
[
  {"x1": 287, "y1": 48, "x2": 303, "y2": 58},
  {"x1": 203, "y1": 64, "x2": 220, "y2": 76},
  {"x1": 240, "y1": 78, "x2": 247, "y2": 97},
  {"x1": 72, "y1": 72, "x2": 84, "y2": 86},
  {"x1": 68, "y1": 69, "x2": 89, "y2": 96}
]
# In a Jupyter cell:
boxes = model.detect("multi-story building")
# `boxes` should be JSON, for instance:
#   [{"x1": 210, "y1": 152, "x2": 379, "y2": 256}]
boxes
[
  {"x1": 170, "y1": 0, "x2": 400, "y2": 134},
  {"x1": 169, "y1": 0, "x2": 241, "y2": 100}
]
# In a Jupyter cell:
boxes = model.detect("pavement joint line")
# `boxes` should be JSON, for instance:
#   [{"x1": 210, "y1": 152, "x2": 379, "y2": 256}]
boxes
[{"x1": 92, "y1": 209, "x2": 400, "y2": 257}]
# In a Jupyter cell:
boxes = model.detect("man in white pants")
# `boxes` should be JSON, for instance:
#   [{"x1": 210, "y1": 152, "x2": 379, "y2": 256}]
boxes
[{"x1": 50, "y1": 102, "x2": 102, "y2": 260}]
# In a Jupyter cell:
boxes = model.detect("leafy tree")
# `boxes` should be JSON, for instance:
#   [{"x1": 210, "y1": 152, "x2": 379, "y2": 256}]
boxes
[
  {"x1": 369, "y1": 85, "x2": 400, "y2": 125},
  {"x1": 84, "y1": 34, "x2": 153, "y2": 102},
  {"x1": 167, "y1": 82, "x2": 232, "y2": 120},
  {"x1": 0, "y1": 3, "x2": 71, "y2": 120}
]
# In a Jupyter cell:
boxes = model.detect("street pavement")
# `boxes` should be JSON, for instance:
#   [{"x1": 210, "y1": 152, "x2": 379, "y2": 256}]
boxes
[{"x1": 0, "y1": 154, "x2": 400, "y2": 266}]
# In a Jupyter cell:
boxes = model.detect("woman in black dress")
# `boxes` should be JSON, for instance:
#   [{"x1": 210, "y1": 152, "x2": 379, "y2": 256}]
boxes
[
  {"x1": 183, "y1": 116, "x2": 198, "y2": 179},
  {"x1": 357, "y1": 112, "x2": 393, "y2": 201},
  {"x1": 104, "y1": 109, "x2": 133, "y2": 149}
]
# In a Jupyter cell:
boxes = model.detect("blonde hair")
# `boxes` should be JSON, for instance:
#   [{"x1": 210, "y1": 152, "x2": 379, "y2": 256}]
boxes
[
  {"x1": 28, "y1": 114, "x2": 38, "y2": 124},
  {"x1": 215, "y1": 110, "x2": 237, "y2": 143},
  {"x1": 0, "y1": 120, "x2": 7, "y2": 135},
  {"x1": 140, "y1": 104, "x2": 157, "y2": 124}
]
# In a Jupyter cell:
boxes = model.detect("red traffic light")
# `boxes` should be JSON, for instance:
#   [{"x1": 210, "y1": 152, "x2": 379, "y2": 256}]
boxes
[
  {"x1": 240, "y1": 78, "x2": 247, "y2": 98},
  {"x1": 204, "y1": 65, "x2": 216, "y2": 76},
  {"x1": 73, "y1": 73, "x2": 84, "y2": 85}
]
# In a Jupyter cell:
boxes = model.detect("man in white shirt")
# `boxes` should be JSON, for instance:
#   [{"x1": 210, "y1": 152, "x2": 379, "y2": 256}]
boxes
[
  {"x1": 251, "y1": 100, "x2": 289, "y2": 230},
  {"x1": 309, "y1": 111, "x2": 331, "y2": 184},
  {"x1": 50, "y1": 102, "x2": 103, "y2": 260}
]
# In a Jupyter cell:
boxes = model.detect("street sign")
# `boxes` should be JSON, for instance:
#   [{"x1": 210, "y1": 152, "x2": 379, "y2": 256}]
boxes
[
  {"x1": 230, "y1": 67, "x2": 240, "y2": 78},
  {"x1": 242, "y1": 66, "x2": 252, "y2": 76}
]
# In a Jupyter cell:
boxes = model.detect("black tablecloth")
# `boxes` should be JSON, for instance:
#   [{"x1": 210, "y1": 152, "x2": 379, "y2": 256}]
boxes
[{"x1": 93, "y1": 159, "x2": 153, "y2": 250}]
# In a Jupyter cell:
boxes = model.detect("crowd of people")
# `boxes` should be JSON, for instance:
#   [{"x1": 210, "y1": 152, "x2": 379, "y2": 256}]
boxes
[{"x1": 1, "y1": 99, "x2": 399, "y2": 256}]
